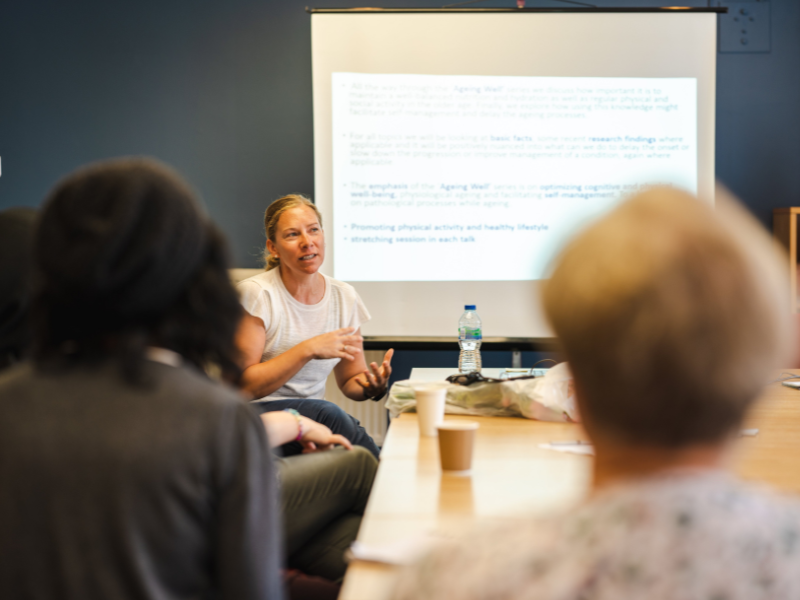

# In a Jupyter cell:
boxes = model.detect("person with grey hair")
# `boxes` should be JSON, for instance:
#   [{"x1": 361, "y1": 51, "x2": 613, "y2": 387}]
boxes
[{"x1": 391, "y1": 187, "x2": 800, "y2": 600}]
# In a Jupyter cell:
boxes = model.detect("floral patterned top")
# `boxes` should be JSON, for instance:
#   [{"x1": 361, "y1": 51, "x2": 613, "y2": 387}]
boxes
[{"x1": 392, "y1": 472, "x2": 800, "y2": 600}]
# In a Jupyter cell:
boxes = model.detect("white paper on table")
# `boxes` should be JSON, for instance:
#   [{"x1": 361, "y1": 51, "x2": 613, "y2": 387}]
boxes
[
  {"x1": 539, "y1": 430, "x2": 756, "y2": 456},
  {"x1": 346, "y1": 534, "x2": 442, "y2": 566},
  {"x1": 538, "y1": 442, "x2": 595, "y2": 456}
]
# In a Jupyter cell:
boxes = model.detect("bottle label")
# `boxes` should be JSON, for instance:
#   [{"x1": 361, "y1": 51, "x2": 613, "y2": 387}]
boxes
[{"x1": 459, "y1": 327, "x2": 482, "y2": 340}]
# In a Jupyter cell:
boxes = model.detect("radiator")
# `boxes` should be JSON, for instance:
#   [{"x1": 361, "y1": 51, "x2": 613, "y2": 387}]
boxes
[{"x1": 325, "y1": 350, "x2": 389, "y2": 446}]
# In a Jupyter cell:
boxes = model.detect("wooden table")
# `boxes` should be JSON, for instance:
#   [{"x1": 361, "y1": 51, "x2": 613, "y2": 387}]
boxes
[{"x1": 339, "y1": 375, "x2": 800, "y2": 600}]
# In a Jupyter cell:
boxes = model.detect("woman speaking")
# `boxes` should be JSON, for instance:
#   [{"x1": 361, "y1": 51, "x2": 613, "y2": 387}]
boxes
[{"x1": 236, "y1": 194, "x2": 392, "y2": 455}]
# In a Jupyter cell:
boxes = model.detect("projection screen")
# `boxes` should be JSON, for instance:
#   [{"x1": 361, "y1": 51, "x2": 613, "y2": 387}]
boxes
[{"x1": 311, "y1": 9, "x2": 717, "y2": 340}]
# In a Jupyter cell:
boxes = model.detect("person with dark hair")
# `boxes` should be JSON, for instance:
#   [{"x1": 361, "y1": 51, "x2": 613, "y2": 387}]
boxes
[
  {"x1": 0, "y1": 207, "x2": 37, "y2": 370},
  {"x1": 0, "y1": 158, "x2": 282, "y2": 600},
  {"x1": 392, "y1": 187, "x2": 800, "y2": 600},
  {"x1": 0, "y1": 158, "x2": 375, "y2": 599}
]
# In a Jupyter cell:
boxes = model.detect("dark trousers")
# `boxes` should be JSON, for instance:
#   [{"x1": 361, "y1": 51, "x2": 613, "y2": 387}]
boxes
[{"x1": 252, "y1": 399, "x2": 381, "y2": 459}]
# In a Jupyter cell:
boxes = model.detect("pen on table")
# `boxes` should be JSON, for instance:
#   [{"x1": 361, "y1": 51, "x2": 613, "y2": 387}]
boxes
[{"x1": 549, "y1": 440, "x2": 592, "y2": 446}]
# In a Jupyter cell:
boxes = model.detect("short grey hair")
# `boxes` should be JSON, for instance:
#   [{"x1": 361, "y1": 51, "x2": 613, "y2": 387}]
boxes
[{"x1": 543, "y1": 186, "x2": 794, "y2": 447}]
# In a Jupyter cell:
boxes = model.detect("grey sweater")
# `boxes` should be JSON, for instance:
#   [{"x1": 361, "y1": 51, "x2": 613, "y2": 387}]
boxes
[{"x1": 0, "y1": 359, "x2": 284, "y2": 600}]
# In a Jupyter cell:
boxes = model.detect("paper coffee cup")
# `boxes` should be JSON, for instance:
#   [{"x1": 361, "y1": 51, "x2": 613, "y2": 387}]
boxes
[
  {"x1": 413, "y1": 384, "x2": 448, "y2": 437},
  {"x1": 437, "y1": 421, "x2": 479, "y2": 471}
]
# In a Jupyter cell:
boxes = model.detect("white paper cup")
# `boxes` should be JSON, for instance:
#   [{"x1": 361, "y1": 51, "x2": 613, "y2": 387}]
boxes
[{"x1": 414, "y1": 384, "x2": 448, "y2": 437}]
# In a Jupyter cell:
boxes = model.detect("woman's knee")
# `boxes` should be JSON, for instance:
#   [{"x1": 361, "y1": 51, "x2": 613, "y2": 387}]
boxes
[{"x1": 308, "y1": 400, "x2": 352, "y2": 425}]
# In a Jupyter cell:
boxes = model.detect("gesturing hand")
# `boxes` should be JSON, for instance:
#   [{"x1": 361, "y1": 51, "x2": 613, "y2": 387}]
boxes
[
  {"x1": 356, "y1": 348, "x2": 394, "y2": 401},
  {"x1": 305, "y1": 327, "x2": 364, "y2": 362}
]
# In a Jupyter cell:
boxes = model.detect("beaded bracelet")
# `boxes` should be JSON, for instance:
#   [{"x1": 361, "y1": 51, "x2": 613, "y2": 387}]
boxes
[{"x1": 283, "y1": 408, "x2": 303, "y2": 441}]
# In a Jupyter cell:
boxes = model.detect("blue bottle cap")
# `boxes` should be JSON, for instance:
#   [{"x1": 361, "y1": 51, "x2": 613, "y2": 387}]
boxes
[{"x1": 465, "y1": 305, "x2": 476, "y2": 310}]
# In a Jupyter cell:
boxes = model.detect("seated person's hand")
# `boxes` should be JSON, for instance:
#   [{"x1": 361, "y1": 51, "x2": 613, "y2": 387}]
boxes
[
  {"x1": 304, "y1": 327, "x2": 364, "y2": 362},
  {"x1": 261, "y1": 410, "x2": 353, "y2": 451},
  {"x1": 298, "y1": 416, "x2": 353, "y2": 453},
  {"x1": 356, "y1": 348, "x2": 394, "y2": 400}
]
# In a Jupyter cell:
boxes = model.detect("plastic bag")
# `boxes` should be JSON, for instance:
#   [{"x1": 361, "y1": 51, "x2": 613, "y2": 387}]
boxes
[
  {"x1": 385, "y1": 362, "x2": 579, "y2": 422},
  {"x1": 500, "y1": 362, "x2": 578, "y2": 422}
]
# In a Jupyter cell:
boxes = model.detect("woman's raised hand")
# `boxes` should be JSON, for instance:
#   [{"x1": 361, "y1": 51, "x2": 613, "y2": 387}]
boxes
[
  {"x1": 304, "y1": 327, "x2": 364, "y2": 361},
  {"x1": 356, "y1": 348, "x2": 394, "y2": 400}
]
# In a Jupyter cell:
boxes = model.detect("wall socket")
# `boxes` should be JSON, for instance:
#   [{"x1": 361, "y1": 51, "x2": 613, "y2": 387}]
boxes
[{"x1": 710, "y1": 0, "x2": 771, "y2": 53}]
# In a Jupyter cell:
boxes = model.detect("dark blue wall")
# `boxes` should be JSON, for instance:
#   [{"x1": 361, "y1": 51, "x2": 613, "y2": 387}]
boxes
[
  {"x1": 2, "y1": 0, "x2": 798, "y2": 261},
  {"x1": 1, "y1": 0, "x2": 797, "y2": 370}
]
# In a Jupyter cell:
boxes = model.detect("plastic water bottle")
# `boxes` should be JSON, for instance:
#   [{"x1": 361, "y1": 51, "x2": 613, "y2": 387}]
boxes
[{"x1": 458, "y1": 305, "x2": 482, "y2": 374}]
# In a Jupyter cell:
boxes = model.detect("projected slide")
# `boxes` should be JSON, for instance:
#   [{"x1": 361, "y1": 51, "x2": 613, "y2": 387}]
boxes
[{"x1": 331, "y1": 73, "x2": 697, "y2": 282}]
